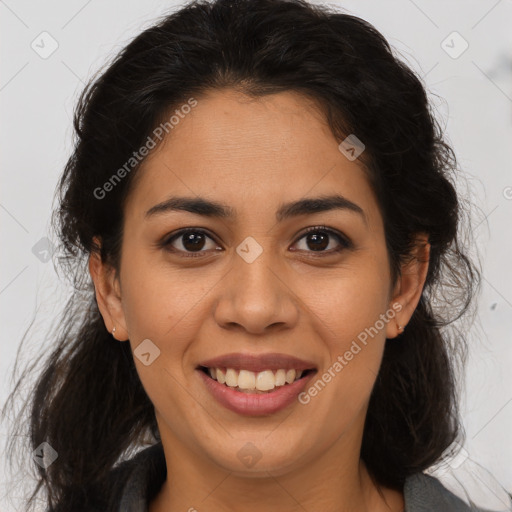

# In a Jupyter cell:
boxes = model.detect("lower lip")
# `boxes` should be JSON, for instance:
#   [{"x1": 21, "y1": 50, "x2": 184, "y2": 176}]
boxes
[{"x1": 197, "y1": 369, "x2": 316, "y2": 416}]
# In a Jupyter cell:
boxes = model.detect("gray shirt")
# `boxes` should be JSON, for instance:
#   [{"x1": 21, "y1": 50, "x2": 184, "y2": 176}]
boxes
[{"x1": 113, "y1": 443, "x2": 506, "y2": 512}]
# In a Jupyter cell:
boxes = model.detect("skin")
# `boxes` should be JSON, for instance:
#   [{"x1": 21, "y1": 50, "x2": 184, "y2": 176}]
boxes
[{"x1": 89, "y1": 88, "x2": 430, "y2": 512}]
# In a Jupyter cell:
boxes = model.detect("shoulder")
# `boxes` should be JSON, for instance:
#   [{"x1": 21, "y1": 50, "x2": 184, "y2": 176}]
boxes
[
  {"x1": 107, "y1": 442, "x2": 167, "y2": 512},
  {"x1": 404, "y1": 472, "x2": 512, "y2": 512},
  {"x1": 55, "y1": 442, "x2": 166, "y2": 512}
]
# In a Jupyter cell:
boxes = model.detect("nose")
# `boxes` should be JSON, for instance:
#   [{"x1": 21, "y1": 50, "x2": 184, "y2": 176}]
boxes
[{"x1": 213, "y1": 243, "x2": 300, "y2": 335}]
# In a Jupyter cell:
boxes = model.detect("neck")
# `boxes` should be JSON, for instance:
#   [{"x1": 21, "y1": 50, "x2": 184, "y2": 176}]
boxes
[{"x1": 149, "y1": 416, "x2": 404, "y2": 512}]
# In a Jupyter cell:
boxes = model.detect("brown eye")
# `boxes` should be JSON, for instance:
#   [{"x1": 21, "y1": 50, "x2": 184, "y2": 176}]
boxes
[
  {"x1": 163, "y1": 229, "x2": 220, "y2": 257},
  {"x1": 292, "y1": 226, "x2": 352, "y2": 254}
]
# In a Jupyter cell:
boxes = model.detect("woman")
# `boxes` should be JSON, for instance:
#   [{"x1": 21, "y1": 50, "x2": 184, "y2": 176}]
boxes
[{"x1": 3, "y1": 0, "x2": 510, "y2": 510}]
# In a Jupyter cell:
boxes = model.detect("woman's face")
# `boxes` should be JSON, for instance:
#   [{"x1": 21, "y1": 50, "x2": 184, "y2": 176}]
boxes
[{"x1": 93, "y1": 88, "x2": 423, "y2": 476}]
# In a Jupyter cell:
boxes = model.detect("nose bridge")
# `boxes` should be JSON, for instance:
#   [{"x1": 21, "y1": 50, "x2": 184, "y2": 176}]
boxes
[
  {"x1": 239, "y1": 240, "x2": 278, "y2": 289},
  {"x1": 233, "y1": 234, "x2": 283, "y2": 302},
  {"x1": 213, "y1": 234, "x2": 299, "y2": 333}
]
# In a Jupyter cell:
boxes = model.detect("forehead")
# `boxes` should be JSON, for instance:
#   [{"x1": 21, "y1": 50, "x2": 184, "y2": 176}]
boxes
[{"x1": 124, "y1": 89, "x2": 379, "y2": 226}]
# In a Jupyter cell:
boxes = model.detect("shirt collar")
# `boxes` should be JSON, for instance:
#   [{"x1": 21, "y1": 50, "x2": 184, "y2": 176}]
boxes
[
  {"x1": 116, "y1": 442, "x2": 489, "y2": 512},
  {"x1": 117, "y1": 442, "x2": 167, "y2": 512}
]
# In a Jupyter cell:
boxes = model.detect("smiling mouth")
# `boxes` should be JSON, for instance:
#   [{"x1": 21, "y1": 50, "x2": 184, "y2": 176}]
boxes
[{"x1": 198, "y1": 366, "x2": 316, "y2": 394}]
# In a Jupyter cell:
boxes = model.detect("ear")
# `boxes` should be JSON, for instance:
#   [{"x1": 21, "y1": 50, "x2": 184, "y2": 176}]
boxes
[
  {"x1": 88, "y1": 236, "x2": 129, "y2": 341},
  {"x1": 385, "y1": 233, "x2": 430, "y2": 339}
]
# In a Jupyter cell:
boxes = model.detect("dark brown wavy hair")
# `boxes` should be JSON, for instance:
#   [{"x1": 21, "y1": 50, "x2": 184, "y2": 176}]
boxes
[{"x1": 2, "y1": 0, "x2": 480, "y2": 510}]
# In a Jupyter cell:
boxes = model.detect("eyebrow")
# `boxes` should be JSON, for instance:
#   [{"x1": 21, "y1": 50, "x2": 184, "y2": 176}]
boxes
[{"x1": 145, "y1": 194, "x2": 367, "y2": 224}]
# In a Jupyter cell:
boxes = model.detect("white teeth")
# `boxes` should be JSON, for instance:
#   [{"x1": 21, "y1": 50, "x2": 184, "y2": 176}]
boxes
[
  {"x1": 255, "y1": 370, "x2": 275, "y2": 391},
  {"x1": 285, "y1": 369, "x2": 296, "y2": 384},
  {"x1": 205, "y1": 367, "x2": 308, "y2": 391},
  {"x1": 275, "y1": 369, "x2": 286, "y2": 386},
  {"x1": 238, "y1": 370, "x2": 256, "y2": 390},
  {"x1": 216, "y1": 368, "x2": 226, "y2": 384},
  {"x1": 225, "y1": 368, "x2": 238, "y2": 387}
]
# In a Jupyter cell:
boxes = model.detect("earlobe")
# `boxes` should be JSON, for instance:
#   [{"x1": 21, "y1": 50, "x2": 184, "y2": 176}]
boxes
[
  {"x1": 88, "y1": 237, "x2": 129, "y2": 341},
  {"x1": 385, "y1": 234, "x2": 430, "y2": 339}
]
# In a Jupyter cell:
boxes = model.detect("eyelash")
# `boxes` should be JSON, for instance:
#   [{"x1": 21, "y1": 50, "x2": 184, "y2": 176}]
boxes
[{"x1": 159, "y1": 225, "x2": 352, "y2": 258}]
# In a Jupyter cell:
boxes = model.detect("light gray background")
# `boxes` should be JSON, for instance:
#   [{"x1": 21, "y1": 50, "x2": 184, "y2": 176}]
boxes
[{"x1": 1, "y1": 0, "x2": 511, "y2": 510}]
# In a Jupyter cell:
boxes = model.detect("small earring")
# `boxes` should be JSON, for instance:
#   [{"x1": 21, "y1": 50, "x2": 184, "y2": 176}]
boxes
[
  {"x1": 397, "y1": 323, "x2": 404, "y2": 332},
  {"x1": 112, "y1": 326, "x2": 116, "y2": 336}
]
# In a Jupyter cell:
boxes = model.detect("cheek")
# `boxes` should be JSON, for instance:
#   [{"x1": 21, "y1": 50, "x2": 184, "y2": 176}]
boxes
[
  {"x1": 300, "y1": 255, "x2": 391, "y2": 406},
  {"x1": 118, "y1": 257, "x2": 207, "y2": 411},
  {"x1": 304, "y1": 260, "x2": 390, "y2": 344},
  {"x1": 119, "y1": 251, "x2": 210, "y2": 340}
]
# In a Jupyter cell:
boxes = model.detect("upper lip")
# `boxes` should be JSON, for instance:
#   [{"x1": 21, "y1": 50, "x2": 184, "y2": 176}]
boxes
[{"x1": 197, "y1": 352, "x2": 317, "y2": 373}]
